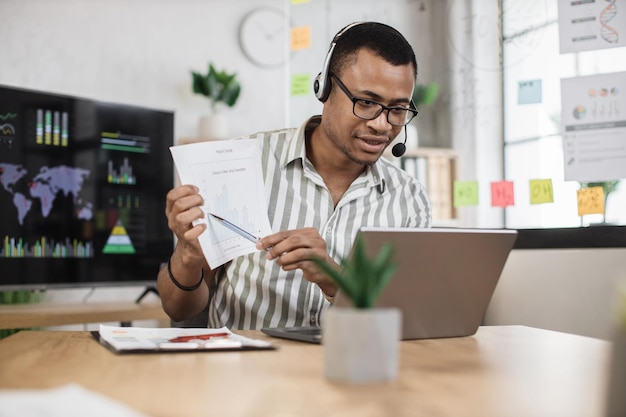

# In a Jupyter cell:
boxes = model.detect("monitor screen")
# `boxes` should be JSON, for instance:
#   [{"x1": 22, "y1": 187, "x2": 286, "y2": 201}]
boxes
[{"x1": 0, "y1": 84, "x2": 174, "y2": 290}]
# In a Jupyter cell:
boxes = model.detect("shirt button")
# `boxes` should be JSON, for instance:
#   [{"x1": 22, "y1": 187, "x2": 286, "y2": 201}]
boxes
[{"x1": 310, "y1": 315, "x2": 317, "y2": 326}]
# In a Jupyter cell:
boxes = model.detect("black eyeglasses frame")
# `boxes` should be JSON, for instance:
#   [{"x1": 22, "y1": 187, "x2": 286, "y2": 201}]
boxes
[{"x1": 329, "y1": 72, "x2": 418, "y2": 127}]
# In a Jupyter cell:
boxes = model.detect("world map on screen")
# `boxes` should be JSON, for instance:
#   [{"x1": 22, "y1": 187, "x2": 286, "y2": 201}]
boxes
[{"x1": 0, "y1": 163, "x2": 92, "y2": 225}]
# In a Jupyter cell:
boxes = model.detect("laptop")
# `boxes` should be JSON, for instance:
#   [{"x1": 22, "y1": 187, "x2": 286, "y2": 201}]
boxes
[{"x1": 261, "y1": 227, "x2": 518, "y2": 343}]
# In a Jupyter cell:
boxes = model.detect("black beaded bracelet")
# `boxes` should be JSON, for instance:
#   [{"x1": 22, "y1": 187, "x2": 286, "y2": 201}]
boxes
[{"x1": 167, "y1": 258, "x2": 204, "y2": 291}]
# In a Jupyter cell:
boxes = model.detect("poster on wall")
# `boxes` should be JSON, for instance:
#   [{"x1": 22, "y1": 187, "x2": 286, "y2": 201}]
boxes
[
  {"x1": 558, "y1": 0, "x2": 625, "y2": 53},
  {"x1": 561, "y1": 71, "x2": 626, "y2": 182}
]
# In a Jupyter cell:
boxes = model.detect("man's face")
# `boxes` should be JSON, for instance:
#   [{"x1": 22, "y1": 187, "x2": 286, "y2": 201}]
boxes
[{"x1": 321, "y1": 48, "x2": 415, "y2": 166}]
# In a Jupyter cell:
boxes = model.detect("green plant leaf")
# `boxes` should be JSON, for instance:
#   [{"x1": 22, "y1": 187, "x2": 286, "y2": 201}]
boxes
[
  {"x1": 413, "y1": 82, "x2": 439, "y2": 107},
  {"x1": 312, "y1": 257, "x2": 360, "y2": 303},
  {"x1": 312, "y1": 235, "x2": 398, "y2": 309},
  {"x1": 222, "y1": 82, "x2": 241, "y2": 107},
  {"x1": 191, "y1": 71, "x2": 209, "y2": 97},
  {"x1": 191, "y1": 63, "x2": 241, "y2": 110}
]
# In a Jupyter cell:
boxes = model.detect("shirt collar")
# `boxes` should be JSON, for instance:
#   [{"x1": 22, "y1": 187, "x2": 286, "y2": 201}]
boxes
[
  {"x1": 283, "y1": 115, "x2": 386, "y2": 193},
  {"x1": 281, "y1": 116, "x2": 319, "y2": 169}
]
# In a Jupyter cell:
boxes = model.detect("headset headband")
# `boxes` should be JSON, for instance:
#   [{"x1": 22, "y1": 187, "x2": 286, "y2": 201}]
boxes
[{"x1": 313, "y1": 22, "x2": 365, "y2": 102}]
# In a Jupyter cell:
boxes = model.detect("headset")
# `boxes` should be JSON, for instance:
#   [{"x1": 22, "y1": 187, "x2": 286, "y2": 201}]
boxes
[
  {"x1": 313, "y1": 22, "x2": 364, "y2": 103},
  {"x1": 312, "y1": 21, "x2": 409, "y2": 157}
]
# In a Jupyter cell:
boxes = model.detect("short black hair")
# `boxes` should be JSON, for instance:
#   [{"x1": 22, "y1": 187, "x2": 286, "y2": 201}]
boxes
[{"x1": 329, "y1": 22, "x2": 417, "y2": 80}]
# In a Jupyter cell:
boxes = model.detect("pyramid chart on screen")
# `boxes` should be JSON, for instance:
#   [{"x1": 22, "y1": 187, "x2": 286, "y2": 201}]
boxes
[{"x1": 102, "y1": 219, "x2": 136, "y2": 254}]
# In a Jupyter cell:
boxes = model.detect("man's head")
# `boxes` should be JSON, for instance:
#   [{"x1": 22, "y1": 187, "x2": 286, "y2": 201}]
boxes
[
  {"x1": 314, "y1": 22, "x2": 417, "y2": 102},
  {"x1": 313, "y1": 22, "x2": 418, "y2": 168}
]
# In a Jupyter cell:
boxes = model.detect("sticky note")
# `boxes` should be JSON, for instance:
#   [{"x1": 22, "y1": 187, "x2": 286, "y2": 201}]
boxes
[
  {"x1": 291, "y1": 26, "x2": 311, "y2": 51},
  {"x1": 291, "y1": 0, "x2": 310, "y2": 4},
  {"x1": 491, "y1": 181, "x2": 515, "y2": 207},
  {"x1": 518, "y1": 79, "x2": 542, "y2": 104},
  {"x1": 577, "y1": 186, "x2": 605, "y2": 216},
  {"x1": 291, "y1": 73, "x2": 311, "y2": 96},
  {"x1": 454, "y1": 180, "x2": 479, "y2": 207},
  {"x1": 529, "y1": 179, "x2": 554, "y2": 204}
]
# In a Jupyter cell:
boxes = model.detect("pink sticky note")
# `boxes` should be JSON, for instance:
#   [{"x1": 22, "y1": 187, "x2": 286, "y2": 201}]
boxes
[{"x1": 491, "y1": 181, "x2": 515, "y2": 207}]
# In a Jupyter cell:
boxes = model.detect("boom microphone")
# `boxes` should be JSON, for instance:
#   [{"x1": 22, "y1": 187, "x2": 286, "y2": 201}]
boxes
[{"x1": 391, "y1": 126, "x2": 407, "y2": 157}]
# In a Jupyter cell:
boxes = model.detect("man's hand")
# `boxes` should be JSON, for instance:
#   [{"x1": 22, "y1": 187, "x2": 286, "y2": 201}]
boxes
[
  {"x1": 257, "y1": 227, "x2": 339, "y2": 297},
  {"x1": 165, "y1": 184, "x2": 206, "y2": 264}
]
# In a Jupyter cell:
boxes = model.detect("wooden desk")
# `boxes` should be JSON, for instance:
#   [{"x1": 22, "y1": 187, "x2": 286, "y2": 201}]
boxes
[
  {"x1": 0, "y1": 326, "x2": 611, "y2": 417},
  {"x1": 0, "y1": 301, "x2": 169, "y2": 330}
]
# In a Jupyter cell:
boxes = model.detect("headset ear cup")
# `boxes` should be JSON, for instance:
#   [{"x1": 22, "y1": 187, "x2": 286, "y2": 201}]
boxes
[
  {"x1": 313, "y1": 72, "x2": 325, "y2": 101},
  {"x1": 314, "y1": 71, "x2": 330, "y2": 102},
  {"x1": 314, "y1": 41, "x2": 334, "y2": 102}
]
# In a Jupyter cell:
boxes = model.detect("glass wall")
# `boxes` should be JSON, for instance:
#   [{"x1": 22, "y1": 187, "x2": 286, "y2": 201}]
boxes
[{"x1": 502, "y1": 0, "x2": 626, "y2": 229}]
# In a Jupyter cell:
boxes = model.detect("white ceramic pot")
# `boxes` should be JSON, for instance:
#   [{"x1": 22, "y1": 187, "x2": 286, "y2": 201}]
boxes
[
  {"x1": 198, "y1": 113, "x2": 228, "y2": 140},
  {"x1": 322, "y1": 307, "x2": 402, "y2": 383}
]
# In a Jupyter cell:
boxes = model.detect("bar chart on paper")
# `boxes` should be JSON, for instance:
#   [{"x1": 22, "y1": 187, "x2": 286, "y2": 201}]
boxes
[
  {"x1": 193, "y1": 156, "x2": 270, "y2": 266},
  {"x1": 204, "y1": 183, "x2": 263, "y2": 245}
]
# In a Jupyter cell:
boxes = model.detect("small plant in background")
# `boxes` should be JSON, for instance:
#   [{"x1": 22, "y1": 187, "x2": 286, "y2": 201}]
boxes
[
  {"x1": 191, "y1": 63, "x2": 241, "y2": 113},
  {"x1": 413, "y1": 82, "x2": 439, "y2": 108},
  {"x1": 0, "y1": 290, "x2": 43, "y2": 339},
  {"x1": 313, "y1": 235, "x2": 398, "y2": 309}
]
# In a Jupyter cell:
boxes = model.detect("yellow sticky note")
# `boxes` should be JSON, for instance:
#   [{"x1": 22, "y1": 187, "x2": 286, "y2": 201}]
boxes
[
  {"x1": 291, "y1": 0, "x2": 310, "y2": 4},
  {"x1": 291, "y1": 73, "x2": 311, "y2": 96},
  {"x1": 291, "y1": 26, "x2": 311, "y2": 51},
  {"x1": 529, "y1": 179, "x2": 554, "y2": 204},
  {"x1": 577, "y1": 186, "x2": 605, "y2": 216},
  {"x1": 454, "y1": 180, "x2": 479, "y2": 207}
]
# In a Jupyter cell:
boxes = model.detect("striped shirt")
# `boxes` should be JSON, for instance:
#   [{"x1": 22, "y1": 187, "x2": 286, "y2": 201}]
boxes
[{"x1": 207, "y1": 116, "x2": 431, "y2": 329}]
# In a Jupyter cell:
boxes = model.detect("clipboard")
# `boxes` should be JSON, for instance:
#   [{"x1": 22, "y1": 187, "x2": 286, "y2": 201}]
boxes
[{"x1": 92, "y1": 325, "x2": 276, "y2": 354}]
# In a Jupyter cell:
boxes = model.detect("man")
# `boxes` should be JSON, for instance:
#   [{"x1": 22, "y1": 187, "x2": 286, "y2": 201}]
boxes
[{"x1": 157, "y1": 22, "x2": 431, "y2": 329}]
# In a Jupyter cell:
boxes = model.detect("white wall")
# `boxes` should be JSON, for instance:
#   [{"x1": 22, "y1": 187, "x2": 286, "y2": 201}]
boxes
[
  {"x1": 0, "y1": 0, "x2": 290, "y2": 142},
  {"x1": 0, "y1": 0, "x2": 291, "y2": 327},
  {"x1": 485, "y1": 248, "x2": 626, "y2": 340}
]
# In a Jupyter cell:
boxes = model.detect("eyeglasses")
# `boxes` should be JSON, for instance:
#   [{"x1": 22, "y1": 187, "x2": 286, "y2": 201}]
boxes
[{"x1": 330, "y1": 73, "x2": 418, "y2": 127}]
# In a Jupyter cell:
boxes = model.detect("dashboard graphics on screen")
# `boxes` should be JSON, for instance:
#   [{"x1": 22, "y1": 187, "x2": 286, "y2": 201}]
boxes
[{"x1": 0, "y1": 85, "x2": 174, "y2": 289}]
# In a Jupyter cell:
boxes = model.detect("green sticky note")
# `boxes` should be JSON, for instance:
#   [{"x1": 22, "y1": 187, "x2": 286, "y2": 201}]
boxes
[
  {"x1": 529, "y1": 179, "x2": 554, "y2": 204},
  {"x1": 454, "y1": 180, "x2": 479, "y2": 207},
  {"x1": 291, "y1": 74, "x2": 310, "y2": 96}
]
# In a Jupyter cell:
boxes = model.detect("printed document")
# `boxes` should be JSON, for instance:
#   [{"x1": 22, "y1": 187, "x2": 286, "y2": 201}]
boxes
[
  {"x1": 96, "y1": 324, "x2": 274, "y2": 353},
  {"x1": 170, "y1": 139, "x2": 272, "y2": 268}
]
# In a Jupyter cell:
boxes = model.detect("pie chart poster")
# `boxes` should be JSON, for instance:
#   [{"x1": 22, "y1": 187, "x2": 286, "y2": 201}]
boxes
[{"x1": 561, "y1": 71, "x2": 626, "y2": 182}]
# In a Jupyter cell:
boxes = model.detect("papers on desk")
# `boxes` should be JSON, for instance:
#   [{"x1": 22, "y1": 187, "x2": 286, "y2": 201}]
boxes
[
  {"x1": 95, "y1": 325, "x2": 275, "y2": 353},
  {"x1": 0, "y1": 384, "x2": 149, "y2": 417}
]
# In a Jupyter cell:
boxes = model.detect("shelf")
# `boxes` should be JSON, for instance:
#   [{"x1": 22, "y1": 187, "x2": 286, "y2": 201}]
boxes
[
  {"x1": 386, "y1": 147, "x2": 458, "y2": 223},
  {"x1": 0, "y1": 301, "x2": 169, "y2": 330}
]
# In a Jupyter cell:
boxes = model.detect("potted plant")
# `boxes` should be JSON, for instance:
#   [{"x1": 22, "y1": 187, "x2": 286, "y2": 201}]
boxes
[
  {"x1": 0, "y1": 290, "x2": 43, "y2": 339},
  {"x1": 403, "y1": 82, "x2": 439, "y2": 149},
  {"x1": 313, "y1": 235, "x2": 401, "y2": 383},
  {"x1": 191, "y1": 63, "x2": 241, "y2": 140},
  {"x1": 413, "y1": 82, "x2": 439, "y2": 109}
]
